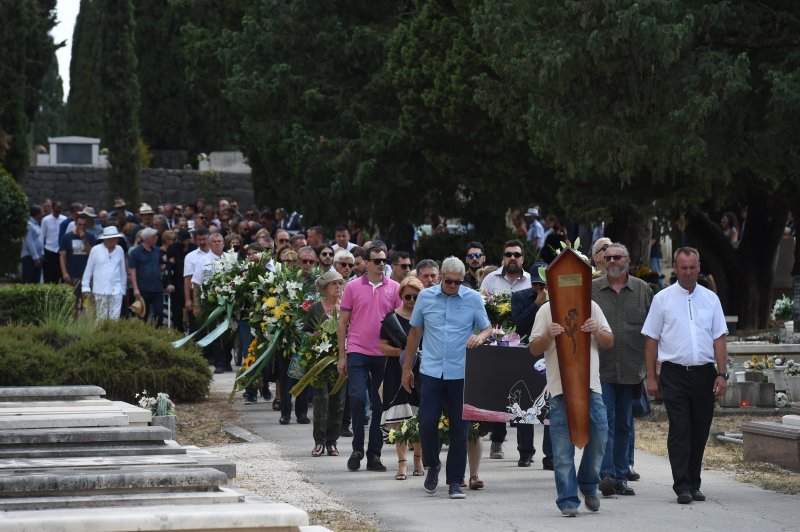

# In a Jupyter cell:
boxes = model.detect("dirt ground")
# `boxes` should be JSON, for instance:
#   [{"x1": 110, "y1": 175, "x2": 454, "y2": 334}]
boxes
[
  {"x1": 636, "y1": 412, "x2": 800, "y2": 494},
  {"x1": 174, "y1": 392, "x2": 243, "y2": 446}
]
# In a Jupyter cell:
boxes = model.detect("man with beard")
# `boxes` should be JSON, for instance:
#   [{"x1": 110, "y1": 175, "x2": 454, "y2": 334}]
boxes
[
  {"x1": 592, "y1": 243, "x2": 652, "y2": 498},
  {"x1": 463, "y1": 242, "x2": 485, "y2": 289}
]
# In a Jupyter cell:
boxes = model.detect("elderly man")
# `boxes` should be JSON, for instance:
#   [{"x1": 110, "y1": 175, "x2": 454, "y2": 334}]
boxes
[
  {"x1": 129, "y1": 227, "x2": 171, "y2": 326},
  {"x1": 530, "y1": 287, "x2": 613, "y2": 517},
  {"x1": 183, "y1": 227, "x2": 209, "y2": 331},
  {"x1": 592, "y1": 243, "x2": 653, "y2": 497},
  {"x1": 591, "y1": 237, "x2": 612, "y2": 273},
  {"x1": 415, "y1": 259, "x2": 440, "y2": 288},
  {"x1": 480, "y1": 239, "x2": 532, "y2": 295},
  {"x1": 402, "y1": 256, "x2": 492, "y2": 499},
  {"x1": 463, "y1": 242, "x2": 485, "y2": 289},
  {"x1": 337, "y1": 246, "x2": 402, "y2": 473},
  {"x1": 334, "y1": 250, "x2": 356, "y2": 280},
  {"x1": 191, "y1": 233, "x2": 229, "y2": 373},
  {"x1": 82, "y1": 226, "x2": 127, "y2": 320},
  {"x1": 642, "y1": 247, "x2": 728, "y2": 505}
]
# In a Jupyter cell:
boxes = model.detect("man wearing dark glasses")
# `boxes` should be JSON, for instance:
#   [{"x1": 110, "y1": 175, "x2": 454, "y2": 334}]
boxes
[
  {"x1": 480, "y1": 239, "x2": 532, "y2": 296},
  {"x1": 463, "y1": 241, "x2": 485, "y2": 289},
  {"x1": 390, "y1": 251, "x2": 412, "y2": 284},
  {"x1": 402, "y1": 256, "x2": 493, "y2": 499}
]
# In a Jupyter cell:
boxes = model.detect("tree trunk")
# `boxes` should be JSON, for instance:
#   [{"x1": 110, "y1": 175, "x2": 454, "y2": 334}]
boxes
[
  {"x1": 686, "y1": 189, "x2": 789, "y2": 331},
  {"x1": 605, "y1": 209, "x2": 651, "y2": 266}
]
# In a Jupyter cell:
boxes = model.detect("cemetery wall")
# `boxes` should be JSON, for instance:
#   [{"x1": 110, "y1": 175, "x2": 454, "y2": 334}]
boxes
[{"x1": 22, "y1": 167, "x2": 256, "y2": 209}]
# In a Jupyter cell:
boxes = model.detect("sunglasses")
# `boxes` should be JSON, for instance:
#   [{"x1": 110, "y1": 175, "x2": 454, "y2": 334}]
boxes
[
  {"x1": 604, "y1": 254, "x2": 626, "y2": 262},
  {"x1": 320, "y1": 252, "x2": 333, "y2": 257},
  {"x1": 443, "y1": 279, "x2": 464, "y2": 286},
  {"x1": 337, "y1": 262, "x2": 354, "y2": 268},
  {"x1": 503, "y1": 252, "x2": 523, "y2": 258},
  {"x1": 394, "y1": 263, "x2": 411, "y2": 270},
  {"x1": 598, "y1": 244, "x2": 610, "y2": 253},
  {"x1": 301, "y1": 259, "x2": 316, "y2": 265},
  {"x1": 466, "y1": 253, "x2": 483, "y2": 259},
  {"x1": 403, "y1": 294, "x2": 418, "y2": 301},
  {"x1": 278, "y1": 238, "x2": 290, "y2": 244},
  {"x1": 370, "y1": 258, "x2": 386, "y2": 265}
]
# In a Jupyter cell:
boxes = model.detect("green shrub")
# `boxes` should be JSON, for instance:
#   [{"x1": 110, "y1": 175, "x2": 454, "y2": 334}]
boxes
[
  {"x1": 0, "y1": 284, "x2": 75, "y2": 325},
  {"x1": 415, "y1": 232, "x2": 468, "y2": 264},
  {"x1": 1, "y1": 323, "x2": 80, "y2": 351},
  {"x1": 61, "y1": 319, "x2": 211, "y2": 403},
  {"x1": 0, "y1": 165, "x2": 28, "y2": 276},
  {"x1": 0, "y1": 336, "x2": 69, "y2": 386}
]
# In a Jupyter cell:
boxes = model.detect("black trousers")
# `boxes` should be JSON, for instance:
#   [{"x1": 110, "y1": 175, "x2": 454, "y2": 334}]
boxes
[
  {"x1": 278, "y1": 353, "x2": 309, "y2": 419},
  {"x1": 659, "y1": 361, "x2": 716, "y2": 495},
  {"x1": 43, "y1": 250, "x2": 61, "y2": 283}
]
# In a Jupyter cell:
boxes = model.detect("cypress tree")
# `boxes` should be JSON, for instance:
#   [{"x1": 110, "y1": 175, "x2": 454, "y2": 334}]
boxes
[{"x1": 66, "y1": 0, "x2": 104, "y2": 137}]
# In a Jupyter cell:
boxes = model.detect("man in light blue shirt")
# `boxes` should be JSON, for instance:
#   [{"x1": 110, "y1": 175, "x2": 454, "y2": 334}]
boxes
[
  {"x1": 402, "y1": 256, "x2": 492, "y2": 500},
  {"x1": 21, "y1": 205, "x2": 44, "y2": 283}
]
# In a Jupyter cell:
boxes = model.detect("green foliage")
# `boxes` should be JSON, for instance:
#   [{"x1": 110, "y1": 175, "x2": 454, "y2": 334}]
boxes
[
  {"x1": 61, "y1": 320, "x2": 210, "y2": 403},
  {"x1": 67, "y1": 0, "x2": 104, "y2": 137},
  {"x1": 194, "y1": 171, "x2": 223, "y2": 201},
  {"x1": 1, "y1": 323, "x2": 80, "y2": 351},
  {"x1": 415, "y1": 232, "x2": 467, "y2": 264},
  {"x1": 31, "y1": 48, "x2": 65, "y2": 147},
  {"x1": 0, "y1": 164, "x2": 28, "y2": 274},
  {"x1": 0, "y1": 0, "x2": 59, "y2": 179},
  {"x1": 0, "y1": 283, "x2": 75, "y2": 326},
  {"x1": 0, "y1": 335, "x2": 67, "y2": 386}
]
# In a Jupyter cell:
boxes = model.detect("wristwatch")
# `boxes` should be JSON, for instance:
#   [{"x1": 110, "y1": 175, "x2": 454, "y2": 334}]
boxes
[{"x1": 717, "y1": 372, "x2": 729, "y2": 380}]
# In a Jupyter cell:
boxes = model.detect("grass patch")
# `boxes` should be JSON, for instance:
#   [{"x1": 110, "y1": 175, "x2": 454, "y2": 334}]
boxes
[{"x1": 635, "y1": 412, "x2": 800, "y2": 494}]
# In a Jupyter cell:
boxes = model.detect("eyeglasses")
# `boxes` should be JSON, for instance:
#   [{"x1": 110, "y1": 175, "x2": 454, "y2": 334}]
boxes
[
  {"x1": 337, "y1": 262, "x2": 354, "y2": 268},
  {"x1": 503, "y1": 252, "x2": 523, "y2": 259},
  {"x1": 394, "y1": 263, "x2": 411, "y2": 270},
  {"x1": 370, "y1": 258, "x2": 386, "y2": 265},
  {"x1": 597, "y1": 244, "x2": 610, "y2": 253},
  {"x1": 603, "y1": 255, "x2": 627, "y2": 262},
  {"x1": 466, "y1": 253, "x2": 483, "y2": 259},
  {"x1": 301, "y1": 259, "x2": 316, "y2": 265},
  {"x1": 443, "y1": 279, "x2": 464, "y2": 286},
  {"x1": 278, "y1": 238, "x2": 290, "y2": 244},
  {"x1": 403, "y1": 294, "x2": 418, "y2": 301},
  {"x1": 320, "y1": 252, "x2": 333, "y2": 257}
]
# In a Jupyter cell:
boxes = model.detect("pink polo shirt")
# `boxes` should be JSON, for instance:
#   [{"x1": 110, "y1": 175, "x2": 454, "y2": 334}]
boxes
[{"x1": 341, "y1": 274, "x2": 402, "y2": 356}]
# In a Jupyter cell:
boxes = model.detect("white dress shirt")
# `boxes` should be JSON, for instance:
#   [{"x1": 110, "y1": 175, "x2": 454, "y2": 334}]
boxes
[
  {"x1": 641, "y1": 282, "x2": 728, "y2": 366},
  {"x1": 41, "y1": 213, "x2": 67, "y2": 253},
  {"x1": 191, "y1": 251, "x2": 224, "y2": 286},
  {"x1": 183, "y1": 248, "x2": 208, "y2": 281},
  {"x1": 82, "y1": 244, "x2": 127, "y2": 295}
]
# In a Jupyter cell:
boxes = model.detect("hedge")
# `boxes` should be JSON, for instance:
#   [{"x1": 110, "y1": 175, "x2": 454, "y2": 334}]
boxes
[
  {"x1": 0, "y1": 319, "x2": 211, "y2": 403},
  {"x1": 0, "y1": 284, "x2": 75, "y2": 325},
  {"x1": 0, "y1": 165, "x2": 28, "y2": 276}
]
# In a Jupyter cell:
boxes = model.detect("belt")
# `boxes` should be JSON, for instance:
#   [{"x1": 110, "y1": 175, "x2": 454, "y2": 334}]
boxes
[{"x1": 662, "y1": 361, "x2": 714, "y2": 371}]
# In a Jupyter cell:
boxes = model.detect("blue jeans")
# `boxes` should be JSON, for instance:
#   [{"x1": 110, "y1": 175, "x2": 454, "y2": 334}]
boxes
[
  {"x1": 347, "y1": 353, "x2": 386, "y2": 458},
  {"x1": 418, "y1": 374, "x2": 467, "y2": 485},
  {"x1": 549, "y1": 392, "x2": 608, "y2": 510},
  {"x1": 600, "y1": 382, "x2": 634, "y2": 483},
  {"x1": 629, "y1": 420, "x2": 635, "y2": 467},
  {"x1": 649, "y1": 256, "x2": 663, "y2": 288}
]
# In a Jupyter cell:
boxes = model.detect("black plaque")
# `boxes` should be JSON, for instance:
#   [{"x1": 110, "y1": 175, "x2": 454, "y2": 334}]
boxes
[
  {"x1": 793, "y1": 276, "x2": 800, "y2": 330},
  {"x1": 463, "y1": 345, "x2": 548, "y2": 424}
]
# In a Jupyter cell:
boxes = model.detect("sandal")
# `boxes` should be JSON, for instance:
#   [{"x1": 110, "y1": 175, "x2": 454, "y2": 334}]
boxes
[
  {"x1": 396, "y1": 459, "x2": 407, "y2": 480},
  {"x1": 272, "y1": 399, "x2": 281, "y2": 411},
  {"x1": 326, "y1": 443, "x2": 339, "y2": 456},
  {"x1": 412, "y1": 453, "x2": 424, "y2": 476},
  {"x1": 469, "y1": 475, "x2": 484, "y2": 490},
  {"x1": 312, "y1": 444, "x2": 325, "y2": 457}
]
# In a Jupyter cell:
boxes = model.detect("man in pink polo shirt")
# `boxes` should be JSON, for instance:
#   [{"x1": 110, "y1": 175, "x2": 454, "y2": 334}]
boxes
[{"x1": 337, "y1": 245, "x2": 402, "y2": 472}]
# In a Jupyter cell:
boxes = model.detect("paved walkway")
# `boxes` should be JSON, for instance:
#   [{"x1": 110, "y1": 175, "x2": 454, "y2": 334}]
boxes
[{"x1": 212, "y1": 372, "x2": 798, "y2": 532}]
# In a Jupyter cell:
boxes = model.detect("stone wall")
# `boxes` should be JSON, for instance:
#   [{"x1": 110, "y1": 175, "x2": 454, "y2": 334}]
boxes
[{"x1": 23, "y1": 167, "x2": 255, "y2": 209}]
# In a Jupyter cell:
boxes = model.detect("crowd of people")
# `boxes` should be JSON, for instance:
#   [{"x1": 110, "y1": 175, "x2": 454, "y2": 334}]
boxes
[{"x1": 19, "y1": 195, "x2": 730, "y2": 516}]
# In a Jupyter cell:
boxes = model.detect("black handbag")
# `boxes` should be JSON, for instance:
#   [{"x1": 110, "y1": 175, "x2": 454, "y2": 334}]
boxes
[{"x1": 632, "y1": 381, "x2": 651, "y2": 418}]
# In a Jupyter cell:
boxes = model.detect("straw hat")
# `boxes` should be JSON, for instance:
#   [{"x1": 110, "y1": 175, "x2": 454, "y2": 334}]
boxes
[
  {"x1": 138, "y1": 203, "x2": 155, "y2": 215},
  {"x1": 113, "y1": 197, "x2": 127, "y2": 208},
  {"x1": 98, "y1": 226, "x2": 123, "y2": 240},
  {"x1": 129, "y1": 295, "x2": 146, "y2": 319}
]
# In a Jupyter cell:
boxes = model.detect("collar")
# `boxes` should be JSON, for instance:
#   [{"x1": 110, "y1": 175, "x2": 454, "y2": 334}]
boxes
[
  {"x1": 495, "y1": 267, "x2": 530, "y2": 281},
  {"x1": 360, "y1": 274, "x2": 387, "y2": 286},
  {"x1": 597, "y1": 273, "x2": 635, "y2": 291},
  {"x1": 431, "y1": 283, "x2": 464, "y2": 298}
]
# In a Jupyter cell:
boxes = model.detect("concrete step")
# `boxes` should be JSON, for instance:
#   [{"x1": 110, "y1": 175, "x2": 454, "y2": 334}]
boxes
[
  {"x1": 0, "y1": 466, "x2": 228, "y2": 496},
  {"x1": 0, "y1": 425, "x2": 173, "y2": 445},
  {"x1": 0, "y1": 486, "x2": 244, "y2": 511},
  {"x1": 0, "y1": 400, "x2": 151, "y2": 424},
  {"x1": 0, "y1": 399, "x2": 111, "y2": 409},
  {"x1": 0, "y1": 452, "x2": 201, "y2": 471},
  {"x1": 0, "y1": 441, "x2": 186, "y2": 459},
  {"x1": 0, "y1": 412, "x2": 129, "y2": 430},
  {"x1": 0, "y1": 386, "x2": 106, "y2": 402},
  {"x1": 0, "y1": 500, "x2": 311, "y2": 531}
]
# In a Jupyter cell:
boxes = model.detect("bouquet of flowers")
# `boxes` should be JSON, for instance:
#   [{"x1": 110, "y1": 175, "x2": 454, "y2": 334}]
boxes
[
  {"x1": 235, "y1": 338, "x2": 262, "y2": 392},
  {"x1": 785, "y1": 359, "x2": 800, "y2": 377},
  {"x1": 485, "y1": 326, "x2": 521, "y2": 347},
  {"x1": 743, "y1": 354, "x2": 773, "y2": 372},
  {"x1": 199, "y1": 253, "x2": 259, "y2": 321},
  {"x1": 483, "y1": 291, "x2": 513, "y2": 330},
  {"x1": 776, "y1": 391, "x2": 789, "y2": 408},
  {"x1": 290, "y1": 316, "x2": 347, "y2": 395},
  {"x1": 388, "y1": 416, "x2": 420, "y2": 444},
  {"x1": 135, "y1": 390, "x2": 175, "y2": 416},
  {"x1": 773, "y1": 295, "x2": 795, "y2": 321}
]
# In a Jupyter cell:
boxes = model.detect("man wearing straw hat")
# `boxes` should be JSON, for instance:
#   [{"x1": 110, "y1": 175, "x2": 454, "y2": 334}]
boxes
[{"x1": 82, "y1": 226, "x2": 127, "y2": 320}]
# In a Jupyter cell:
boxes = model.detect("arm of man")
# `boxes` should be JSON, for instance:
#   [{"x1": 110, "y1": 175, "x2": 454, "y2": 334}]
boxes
[
  {"x1": 82, "y1": 248, "x2": 94, "y2": 295},
  {"x1": 59, "y1": 249, "x2": 70, "y2": 283},
  {"x1": 129, "y1": 267, "x2": 140, "y2": 298},
  {"x1": 645, "y1": 337, "x2": 660, "y2": 396},
  {"x1": 336, "y1": 309, "x2": 351, "y2": 376},
  {"x1": 467, "y1": 324, "x2": 493, "y2": 349},
  {"x1": 380, "y1": 339, "x2": 401, "y2": 357},
  {"x1": 401, "y1": 325, "x2": 423, "y2": 392},
  {"x1": 712, "y1": 336, "x2": 728, "y2": 397},
  {"x1": 184, "y1": 275, "x2": 193, "y2": 310}
]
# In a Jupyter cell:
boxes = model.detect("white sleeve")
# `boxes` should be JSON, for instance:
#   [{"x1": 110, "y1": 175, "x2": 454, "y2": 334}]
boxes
[{"x1": 641, "y1": 293, "x2": 663, "y2": 340}]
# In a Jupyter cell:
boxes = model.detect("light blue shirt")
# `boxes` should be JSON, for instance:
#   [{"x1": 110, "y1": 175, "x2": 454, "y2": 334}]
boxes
[
  {"x1": 410, "y1": 284, "x2": 491, "y2": 380},
  {"x1": 21, "y1": 217, "x2": 43, "y2": 260}
]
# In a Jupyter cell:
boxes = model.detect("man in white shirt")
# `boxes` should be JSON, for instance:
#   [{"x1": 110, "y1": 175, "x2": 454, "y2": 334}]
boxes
[
  {"x1": 642, "y1": 247, "x2": 728, "y2": 505},
  {"x1": 480, "y1": 239, "x2": 532, "y2": 296},
  {"x1": 41, "y1": 201, "x2": 67, "y2": 283},
  {"x1": 530, "y1": 299, "x2": 613, "y2": 517},
  {"x1": 183, "y1": 227, "x2": 210, "y2": 332},
  {"x1": 331, "y1": 225, "x2": 357, "y2": 252},
  {"x1": 82, "y1": 226, "x2": 127, "y2": 320},
  {"x1": 191, "y1": 232, "x2": 228, "y2": 373}
]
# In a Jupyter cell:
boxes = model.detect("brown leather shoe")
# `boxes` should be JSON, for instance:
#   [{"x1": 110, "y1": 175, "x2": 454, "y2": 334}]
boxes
[{"x1": 469, "y1": 475, "x2": 484, "y2": 490}]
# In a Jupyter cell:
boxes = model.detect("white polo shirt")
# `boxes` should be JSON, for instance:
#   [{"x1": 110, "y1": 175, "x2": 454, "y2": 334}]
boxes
[
  {"x1": 480, "y1": 268, "x2": 532, "y2": 295},
  {"x1": 183, "y1": 248, "x2": 208, "y2": 282},
  {"x1": 641, "y1": 282, "x2": 728, "y2": 366}
]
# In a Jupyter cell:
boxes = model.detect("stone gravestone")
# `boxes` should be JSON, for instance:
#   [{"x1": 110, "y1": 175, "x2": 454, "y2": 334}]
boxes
[{"x1": 793, "y1": 276, "x2": 800, "y2": 331}]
